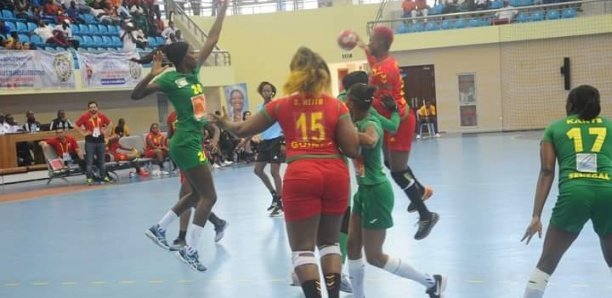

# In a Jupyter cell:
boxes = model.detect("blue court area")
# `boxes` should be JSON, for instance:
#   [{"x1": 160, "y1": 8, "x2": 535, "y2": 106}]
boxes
[{"x1": 1, "y1": 132, "x2": 610, "y2": 298}]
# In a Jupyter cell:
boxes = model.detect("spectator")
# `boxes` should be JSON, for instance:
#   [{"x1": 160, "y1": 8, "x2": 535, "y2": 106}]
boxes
[
  {"x1": 118, "y1": 0, "x2": 131, "y2": 17},
  {"x1": 65, "y1": 1, "x2": 86, "y2": 23},
  {"x1": 120, "y1": 22, "x2": 139, "y2": 52},
  {"x1": 55, "y1": 19, "x2": 80, "y2": 48},
  {"x1": 50, "y1": 109, "x2": 74, "y2": 130},
  {"x1": 75, "y1": 100, "x2": 114, "y2": 185},
  {"x1": 475, "y1": 0, "x2": 489, "y2": 10},
  {"x1": 106, "y1": 135, "x2": 149, "y2": 176},
  {"x1": 4, "y1": 114, "x2": 22, "y2": 133},
  {"x1": 494, "y1": 1, "x2": 518, "y2": 24},
  {"x1": 43, "y1": 0, "x2": 63, "y2": 17},
  {"x1": 416, "y1": 100, "x2": 440, "y2": 138},
  {"x1": 145, "y1": 122, "x2": 169, "y2": 173},
  {"x1": 161, "y1": 20, "x2": 175, "y2": 44},
  {"x1": 40, "y1": 129, "x2": 86, "y2": 171},
  {"x1": 129, "y1": 0, "x2": 148, "y2": 34},
  {"x1": 113, "y1": 118, "x2": 130, "y2": 137},
  {"x1": 0, "y1": 113, "x2": 10, "y2": 135},
  {"x1": 23, "y1": 110, "x2": 41, "y2": 132},
  {"x1": 14, "y1": 0, "x2": 33, "y2": 20},
  {"x1": 443, "y1": 0, "x2": 461, "y2": 13},
  {"x1": 33, "y1": 19, "x2": 70, "y2": 48},
  {"x1": 403, "y1": 0, "x2": 428, "y2": 23},
  {"x1": 0, "y1": 0, "x2": 14, "y2": 10},
  {"x1": 3, "y1": 32, "x2": 19, "y2": 50}
]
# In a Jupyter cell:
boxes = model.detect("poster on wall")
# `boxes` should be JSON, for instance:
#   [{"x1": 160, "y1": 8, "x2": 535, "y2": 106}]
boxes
[
  {"x1": 78, "y1": 52, "x2": 142, "y2": 88},
  {"x1": 0, "y1": 50, "x2": 75, "y2": 89},
  {"x1": 458, "y1": 73, "x2": 477, "y2": 127},
  {"x1": 223, "y1": 83, "x2": 249, "y2": 122}
]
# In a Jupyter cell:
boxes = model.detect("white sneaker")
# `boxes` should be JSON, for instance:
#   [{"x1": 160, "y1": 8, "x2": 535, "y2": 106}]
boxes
[
  {"x1": 161, "y1": 171, "x2": 170, "y2": 175},
  {"x1": 435, "y1": 133, "x2": 441, "y2": 138},
  {"x1": 340, "y1": 273, "x2": 353, "y2": 293},
  {"x1": 416, "y1": 135, "x2": 422, "y2": 139},
  {"x1": 213, "y1": 164, "x2": 221, "y2": 169},
  {"x1": 222, "y1": 160, "x2": 233, "y2": 166}
]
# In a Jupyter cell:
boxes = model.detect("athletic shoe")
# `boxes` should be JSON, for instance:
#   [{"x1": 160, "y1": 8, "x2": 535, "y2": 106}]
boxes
[
  {"x1": 340, "y1": 273, "x2": 353, "y2": 293},
  {"x1": 103, "y1": 176, "x2": 115, "y2": 184},
  {"x1": 176, "y1": 247, "x2": 207, "y2": 272},
  {"x1": 169, "y1": 238, "x2": 186, "y2": 251},
  {"x1": 267, "y1": 195, "x2": 281, "y2": 211},
  {"x1": 212, "y1": 163, "x2": 221, "y2": 169},
  {"x1": 426, "y1": 274, "x2": 447, "y2": 298},
  {"x1": 222, "y1": 160, "x2": 233, "y2": 166},
  {"x1": 408, "y1": 186, "x2": 434, "y2": 213},
  {"x1": 86, "y1": 178, "x2": 93, "y2": 185},
  {"x1": 214, "y1": 220, "x2": 228, "y2": 242},
  {"x1": 145, "y1": 224, "x2": 169, "y2": 250},
  {"x1": 414, "y1": 212, "x2": 439, "y2": 240},
  {"x1": 434, "y1": 133, "x2": 441, "y2": 138},
  {"x1": 269, "y1": 206, "x2": 284, "y2": 217},
  {"x1": 416, "y1": 134, "x2": 422, "y2": 139}
]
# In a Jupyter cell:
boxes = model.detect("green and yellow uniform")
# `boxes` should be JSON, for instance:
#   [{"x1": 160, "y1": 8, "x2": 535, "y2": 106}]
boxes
[
  {"x1": 544, "y1": 115, "x2": 612, "y2": 236},
  {"x1": 352, "y1": 114, "x2": 395, "y2": 230},
  {"x1": 155, "y1": 66, "x2": 209, "y2": 170}
]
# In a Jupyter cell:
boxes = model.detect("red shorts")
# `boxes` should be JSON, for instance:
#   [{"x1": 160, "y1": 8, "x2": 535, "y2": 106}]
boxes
[
  {"x1": 145, "y1": 149, "x2": 168, "y2": 158},
  {"x1": 282, "y1": 158, "x2": 350, "y2": 221},
  {"x1": 384, "y1": 109, "x2": 416, "y2": 152},
  {"x1": 113, "y1": 152, "x2": 129, "y2": 161}
]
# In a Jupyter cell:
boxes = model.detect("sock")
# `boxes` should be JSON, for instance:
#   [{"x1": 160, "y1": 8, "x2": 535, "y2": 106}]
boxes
[
  {"x1": 186, "y1": 224, "x2": 204, "y2": 254},
  {"x1": 208, "y1": 212, "x2": 222, "y2": 226},
  {"x1": 390, "y1": 170, "x2": 432, "y2": 219},
  {"x1": 523, "y1": 268, "x2": 549, "y2": 298},
  {"x1": 158, "y1": 211, "x2": 178, "y2": 230},
  {"x1": 383, "y1": 257, "x2": 435, "y2": 288},
  {"x1": 178, "y1": 230, "x2": 187, "y2": 240},
  {"x1": 300, "y1": 279, "x2": 322, "y2": 298},
  {"x1": 324, "y1": 273, "x2": 341, "y2": 298},
  {"x1": 348, "y1": 258, "x2": 365, "y2": 298},
  {"x1": 339, "y1": 233, "x2": 348, "y2": 264}
]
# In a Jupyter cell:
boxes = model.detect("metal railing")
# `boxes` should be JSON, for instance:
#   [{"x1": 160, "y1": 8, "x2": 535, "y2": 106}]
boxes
[{"x1": 366, "y1": 0, "x2": 610, "y2": 35}]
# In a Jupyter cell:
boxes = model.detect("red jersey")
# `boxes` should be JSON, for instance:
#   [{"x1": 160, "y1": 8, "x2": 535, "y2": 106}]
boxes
[
  {"x1": 45, "y1": 136, "x2": 79, "y2": 155},
  {"x1": 75, "y1": 112, "x2": 111, "y2": 142},
  {"x1": 146, "y1": 133, "x2": 165, "y2": 150},
  {"x1": 264, "y1": 93, "x2": 349, "y2": 162},
  {"x1": 367, "y1": 53, "x2": 407, "y2": 118}
]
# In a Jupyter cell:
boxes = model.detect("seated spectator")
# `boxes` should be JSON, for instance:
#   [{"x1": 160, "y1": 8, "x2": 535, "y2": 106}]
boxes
[
  {"x1": 113, "y1": 118, "x2": 130, "y2": 137},
  {"x1": 161, "y1": 20, "x2": 176, "y2": 44},
  {"x1": 129, "y1": 0, "x2": 148, "y2": 33},
  {"x1": 145, "y1": 122, "x2": 169, "y2": 173},
  {"x1": 403, "y1": 0, "x2": 429, "y2": 23},
  {"x1": 0, "y1": 0, "x2": 14, "y2": 10},
  {"x1": 475, "y1": 0, "x2": 489, "y2": 10},
  {"x1": 33, "y1": 20, "x2": 70, "y2": 48},
  {"x1": 117, "y1": 0, "x2": 131, "y2": 18},
  {"x1": 65, "y1": 1, "x2": 85, "y2": 23},
  {"x1": 23, "y1": 110, "x2": 41, "y2": 132},
  {"x1": 106, "y1": 135, "x2": 149, "y2": 176},
  {"x1": 4, "y1": 114, "x2": 23, "y2": 133},
  {"x1": 50, "y1": 109, "x2": 74, "y2": 130},
  {"x1": 416, "y1": 100, "x2": 440, "y2": 138},
  {"x1": 14, "y1": 0, "x2": 34, "y2": 20},
  {"x1": 2, "y1": 32, "x2": 19, "y2": 50},
  {"x1": 494, "y1": 1, "x2": 518, "y2": 24},
  {"x1": 0, "y1": 113, "x2": 10, "y2": 135},
  {"x1": 55, "y1": 20, "x2": 80, "y2": 48},
  {"x1": 40, "y1": 129, "x2": 86, "y2": 171},
  {"x1": 43, "y1": 0, "x2": 63, "y2": 17},
  {"x1": 120, "y1": 22, "x2": 146, "y2": 51},
  {"x1": 443, "y1": 0, "x2": 461, "y2": 13}
]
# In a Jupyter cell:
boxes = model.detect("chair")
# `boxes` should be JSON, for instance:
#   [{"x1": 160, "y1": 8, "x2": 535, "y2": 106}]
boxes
[
  {"x1": 4, "y1": 21, "x2": 15, "y2": 33},
  {"x1": 41, "y1": 144, "x2": 83, "y2": 185},
  {"x1": 517, "y1": 12, "x2": 530, "y2": 23},
  {"x1": 15, "y1": 21, "x2": 28, "y2": 33},
  {"x1": 101, "y1": 35, "x2": 112, "y2": 48},
  {"x1": 88, "y1": 24, "x2": 99, "y2": 35},
  {"x1": 27, "y1": 22, "x2": 37, "y2": 32},
  {"x1": 18, "y1": 34, "x2": 29, "y2": 43},
  {"x1": 441, "y1": 20, "x2": 452, "y2": 30},
  {"x1": 546, "y1": 10, "x2": 560, "y2": 20},
  {"x1": 1, "y1": 9, "x2": 15, "y2": 20},
  {"x1": 97, "y1": 24, "x2": 108, "y2": 35},
  {"x1": 82, "y1": 35, "x2": 94, "y2": 48},
  {"x1": 417, "y1": 115, "x2": 436, "y2": 139},
  {"x1": 395, "y1": 23, "x2": 409, "y2": 34},
  {"x1": 147, "y1": 36, "x2": 157, "y2": 47},
  {"x1": 108, "y1": 24, "x2": 119, "y2": 35},
  {"x1": 155, "y1": 36, "x2": 165, "y2": 46},
  {"x1": 92, "y1": 35, "x2": 103, "y2": 47},
  {"x1": 78, "y1": 24, "x2": 89, "y2": 35},
  {"x1": 561, "y1": 8, "x2": 576, "y2": 19},
  {"x1": 30, "y1": 35, "x2": 44, "y2": 47},
  {"x1": 425, "y1": 21, "x2": 439, "y2": 31},
  {"x1": 111, "y1": 36, "x2": 122, "y2": 48},
  {"x1": 530, "y1": 10, "x2": 545, "y2": 22}
]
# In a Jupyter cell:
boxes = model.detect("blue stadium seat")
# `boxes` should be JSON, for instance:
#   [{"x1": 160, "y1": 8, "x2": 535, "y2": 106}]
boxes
[
  {"x1": 454, "y1": 19, "x2": 466, "y2": 29},
  {"x1": 517, "y1": 12, "x2": 530, "y2": 23},
  {"x1": 108, "y1": 25, "x2": 119, "y2": 35},
  {"x1": 546, "y1": 9, "x2": 560, "y2": 20},
  {"x1": 562, "y1": 8, "x2": 576, "y2": 18},
  {"x1": 73, "y1": 35, "x2": 83, "y2": 45},
  {"x1": 111, "y1": 35, "x2": 122, "y2": 48},
  {"x1": 27, "y1": 22, "x2": 37, "y2": 32},
  {"x1": 82, "y1": 14, "x2": 96, "y2": 24},
  {"x1": 147, "y1": 36, "x2": 157, "y2": 47},
  {"x1": 92, "y1": 35, "x2": 103, "y2": 47},
  {"x1": 101, "y1": 36, "x2": 112, "y2": 47},
  {"x1": 30, "y1": 35, "x2": 44, "y2": 47},
  {"x1": 2, "y1": 9, "x2": 15, "y2": 20},
  {"x1": 429, "y1": 4, "x2": 444, "y2": 15},
  {"x1": 97, "y1": 24, "x2": 108, "y2": 35},
  {"x1": 71, "y1": 24, "x2": 80, "y2": 35},
  {"x1": 466, "y1": 18, "x2": 480, "y2": 27},
  {"x1": 17, "y1": 34, "x2": 29, "y2": 43},
  {"x1": 425, "y1": 21, "x2": 439, "y2": 31},
  {"x1": 155, "y1": 36, "x2": 165, "y2": 46},
  {"x1": 530, "y1": 10, "x2": 545, "y2": 22},
  {"x1": 5, "y1": 21, "x2": 16, "y2": 33},
  {"x1": 509, "y1": 0, "x2": 520, "y2": 6},
  {"x1": 490, "y1": 0, "x2": 503, "y2": 9},
  {"x1": 441, "y1": 20, "x2": 452, "y2": 30},
  {"x1": 88, "y1": 24, "x2": 99, "y2": 35},
  {"x1": 78, "y1": 24, "x2": 89, "y2": 35},
  {"x1": 395, "y1": 23, "x2": 409, "y2": 34},
  {"x1": 82, "y1": 35, "x2": 94, "y2": 47},
  {"x1": 411, "y1": 23, "x2": 424, "y2": 32},
  {"x1": 15, "y1": 21, "x2": 28, "y2": 33}
]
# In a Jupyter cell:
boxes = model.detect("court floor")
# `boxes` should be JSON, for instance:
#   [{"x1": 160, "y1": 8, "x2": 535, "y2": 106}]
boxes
[{"x1": 1, "y1": 131, "x2": 610, "y2": 298}]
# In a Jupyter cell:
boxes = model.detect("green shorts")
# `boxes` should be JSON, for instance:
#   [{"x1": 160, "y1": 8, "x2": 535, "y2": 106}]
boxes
[
  {"x1": 352, "y1": 180, "x2": 394, "y2": 229},
  {"x1": 550, "y1": 184, "x2": 612, "y2": 237},
  {"x1": 169, "y1": 131, "x2": 208, "y2": 170}
]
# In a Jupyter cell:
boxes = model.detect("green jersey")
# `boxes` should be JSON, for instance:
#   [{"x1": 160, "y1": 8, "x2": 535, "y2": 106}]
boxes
[
  {"x1": 353, "y1": 115, "x2": 386, "y2": 186},
  {"x1": 155, "y1": 66, "x2": 208, "y2": 135},
  {"x1": 542, "y1": 115, "x2": 612, "y2": 189}
]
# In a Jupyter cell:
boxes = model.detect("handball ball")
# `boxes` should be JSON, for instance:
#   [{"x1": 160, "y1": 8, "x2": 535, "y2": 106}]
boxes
[{"x1": 337, "y1": 30, "x2": 358, "y2": 51}]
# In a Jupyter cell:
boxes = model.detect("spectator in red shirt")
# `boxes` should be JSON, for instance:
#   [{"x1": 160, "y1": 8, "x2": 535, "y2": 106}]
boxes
[
  {"x1": 145, "y1": 122, "x2": 169, "y2": 173},
  {"x1": 106, "y1": 135, "x2": 149, "y2": 176},
  {"x1": 75, "y1": 100, "x2": 113, "y2": 185},
  {"x1": 40, "y1": 129, "x2": 85, "y2": 171}
]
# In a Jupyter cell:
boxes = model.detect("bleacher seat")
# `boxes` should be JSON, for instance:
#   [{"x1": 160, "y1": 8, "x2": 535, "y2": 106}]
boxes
[
  {"x1": 429, "y1": 4, "x2": 444, "y2": 15},
  {"x1": 88, "y1": 24, "x2": 99, "y2": 35},
  {"x1": 27, "y1": 22, "x2": 37, "y2": 32},
  {"x1": 73, "y1": 35, "x2": 83, "y2": 45},
  {"x1": 562, "y1": 8, "x2": 577, "y2": 18},
  {"x1": 395, "y1": 23, "x2": 408, "y2": 34},
  {"x1": 78, "y1": 24, "x2": 89, "y2": 35},
  {"x1": 5, "y1": 21, "x2": 15, "y2": 33},
  {"x1": 1, "y1": 9, "x2": 15, "y2": 20},
  {"x1": 441, "y1": 20, "x2": 452, "y2": 30},
  {"x1": 530, "y1": 10, "x2": 545, "y2": 22},
  {"x1": 16, "y1": 21, "x2": 28, "y2": 33},
  {"x1": 546, "y1": 9, "x2": 560, "y2": 20},
  {"x1": 108, "y1": 25, "x2": 119, "y2": 35},
  {"x1": 97, "y1": 24, "x2": 108, "y2": 35},
  {"x1": 411, "y1": 23, "x2": 424, "y2": 33},
  {"x1": 147, "y1": 36, "x2": 157, "y2": 47},
  {"x1": 466, "y1": 18, "x2": 480, "y2": 27},
  {"x1": 92, "y1": 35, "x2": 103, "y2": 47},
  {"x1": 82, "y1": 35, "x2": 94, "y2": 47},
  {"x1": 425, "y1": 21, "x2": 439, "y2": 31},
  {"x1": 102, "y1": 35, "x2": 112, "y2": 47},
  {"x1": 18, "y1": 34, "x2": 29, "y2": 43},
  {"x1": 454, "y1": 19, "x2": 466, "y2": 29},
  {"x1": 30, "y1": 35, "x2": 44, "y2": 47},
  {"x1": 82, "y1": 14, "x2": 96, "y2": 24},
  {"x1": 490, "y1": 0, "x2": 503, "y2": 9},
  {"x1": 509, "y1": 0, "x2": 520, "y2": 6},
  {"x1": 111, "y1": 36, "x2": 122, "y2": 48},
  {"x1": 155, "y1": 36, "x2": 165, "y2": 46},
  {"x1": 517, "y1": 12, "x2": 530, "y2": 23}
]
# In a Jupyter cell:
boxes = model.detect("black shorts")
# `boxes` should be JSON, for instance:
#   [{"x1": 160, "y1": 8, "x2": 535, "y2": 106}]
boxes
[{"x1": 255, "y1": 136, "x2": 285, "y2": 163}]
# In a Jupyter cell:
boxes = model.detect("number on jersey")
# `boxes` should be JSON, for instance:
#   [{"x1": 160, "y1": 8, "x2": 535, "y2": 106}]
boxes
[
  {"x1": 296, "y1": 112, "x2": 325, "y2": 141},
  {"x1": 567, "y1": 127, "x2": 607, "y2": 173}
]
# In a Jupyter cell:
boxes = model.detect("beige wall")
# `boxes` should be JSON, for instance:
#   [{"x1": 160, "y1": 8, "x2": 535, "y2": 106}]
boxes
[{"x1": 395, "y1": 44, "x2": 504, "y2": 133}]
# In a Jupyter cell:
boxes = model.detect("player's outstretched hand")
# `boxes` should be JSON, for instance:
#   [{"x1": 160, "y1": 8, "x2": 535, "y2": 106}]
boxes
[{"x1": 521, "y1": 216, "x2": 542, "y2": 245}]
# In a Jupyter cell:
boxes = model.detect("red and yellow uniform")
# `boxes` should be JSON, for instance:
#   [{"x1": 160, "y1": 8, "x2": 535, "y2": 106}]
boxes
[
  {"x1": 368, "y1": 52, "x2": 416, "y2": 152},
  {"x1": 145, "y1": 132, "x2": 167, "y2": 158},
  {"x1": 264, "y1": 93, "x2": 351, "y2": 221},
  {"x1": 45, "y1": 135, "x2": 79, "y2": 156}
]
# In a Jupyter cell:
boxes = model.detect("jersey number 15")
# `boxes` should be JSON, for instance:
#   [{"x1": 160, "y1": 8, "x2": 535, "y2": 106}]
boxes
[{"x1": 296, "y1": 112, "x2": 325, "y2": 141}]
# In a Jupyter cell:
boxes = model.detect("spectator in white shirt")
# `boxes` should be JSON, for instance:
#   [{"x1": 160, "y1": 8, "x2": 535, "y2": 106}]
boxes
[
  {"x1": 161, "y1": 20, "x2": 175, "y2": 44},
  {"x1": 4, "y1": 114, "x2": 23, "y2": 133},
  {"x1": 0, "y1": 113, "x2": 10, "y2": 135},
  {"x1": 34, "y1": 19, "x2": 69, "y2": 47},
  {"x1": 495, "y1": 1, "x2": 518, "y2": 23}
]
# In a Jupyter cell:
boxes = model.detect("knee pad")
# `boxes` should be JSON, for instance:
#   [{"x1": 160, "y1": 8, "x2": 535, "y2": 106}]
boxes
[
  {"x1": 318, "y1": 243, "x2": 341, "y2": 258},
  {"x1": 292, "y1": 251, "x2": 317, "y2": 269}
]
